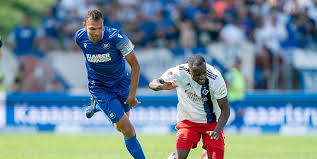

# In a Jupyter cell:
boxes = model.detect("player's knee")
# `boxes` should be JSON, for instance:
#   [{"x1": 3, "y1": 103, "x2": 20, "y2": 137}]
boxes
[{"x1": 113, "y1": 124, "x2": 122, "y2": 132}]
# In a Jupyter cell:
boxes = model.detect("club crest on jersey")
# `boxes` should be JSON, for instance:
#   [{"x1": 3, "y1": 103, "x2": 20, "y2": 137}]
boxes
[
  {"x1": 117, "y1": 34, "x2": 123, "y2": 38},
  {"x1": 202, "y1": 88, "x2": 209, "y2": 95},
  {"x1": 102, "y1": 42, "x2": 110, "y2": 49},
  {"x1": 84, "y1": 43, "x2": 87, "y2": 48},
  {"x1": 109, "y1": 112, "x2": 116, "y2": 119}
]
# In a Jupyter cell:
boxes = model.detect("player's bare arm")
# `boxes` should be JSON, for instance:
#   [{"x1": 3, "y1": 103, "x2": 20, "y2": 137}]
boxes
[
  {"x1": 124, "y1": 52, "x2": 141, "y2": 109},
  {"x1": 207, "y1": 96, "x2": 230, "y2": 140},
  {"x1": 149, "y1": 78, "x2": 178, "y2": 91}
]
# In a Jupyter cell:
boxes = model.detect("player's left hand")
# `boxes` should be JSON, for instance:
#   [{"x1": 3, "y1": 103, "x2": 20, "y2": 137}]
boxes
[
  {"x1": 207, "y1": 130, "x2": 220, "y2": 140},
  {"x1": 124, "y1": 96, "x2": 141, "y2": 109}
]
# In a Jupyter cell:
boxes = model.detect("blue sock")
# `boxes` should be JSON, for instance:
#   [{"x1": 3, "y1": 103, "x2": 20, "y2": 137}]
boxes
[{"x1": 124, "y1": 135, "x2": 146, "y2": 159}]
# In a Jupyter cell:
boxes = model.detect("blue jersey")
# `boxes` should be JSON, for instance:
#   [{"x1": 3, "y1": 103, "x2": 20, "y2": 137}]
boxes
[
  {"x1": 9, "y1": 26, "x2": 37, "y2": 54},
  {"x1": 75, "y1": 26, "x2": 134, "y2": 87}
]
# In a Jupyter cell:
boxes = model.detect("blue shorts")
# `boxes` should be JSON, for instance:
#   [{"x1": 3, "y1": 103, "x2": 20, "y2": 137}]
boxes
[{"x1": 88, "y1": 76, "x2": 130, "y2": 123}]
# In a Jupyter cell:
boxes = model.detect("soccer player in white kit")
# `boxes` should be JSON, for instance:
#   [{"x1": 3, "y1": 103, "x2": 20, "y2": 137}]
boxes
[{"x1": 149, "y1": 55, "x2": 230, "y2": 159}]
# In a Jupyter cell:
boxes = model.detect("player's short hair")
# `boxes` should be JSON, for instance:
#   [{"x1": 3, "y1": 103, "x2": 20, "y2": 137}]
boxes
[
  {"x1": 188, "y1": 55, "x2": 205, "y2": 67},
  {"x1": 85, "y1": 9, "x2": 103, "y2": 22}
]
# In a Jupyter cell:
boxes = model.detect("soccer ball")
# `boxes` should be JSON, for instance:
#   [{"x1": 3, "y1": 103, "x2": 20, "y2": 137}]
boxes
[
  {"x1": 201, "y1": 150, "x2": 208, "y2": 159},
  {"x1": 167, "y1": 152, "x2": 175, "y2": 159}
]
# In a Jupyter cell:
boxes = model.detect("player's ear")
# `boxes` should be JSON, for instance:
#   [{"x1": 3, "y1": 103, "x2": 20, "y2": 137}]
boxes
[{"x1": 83, "y1": 21, "x2": 87, "y2": 28}]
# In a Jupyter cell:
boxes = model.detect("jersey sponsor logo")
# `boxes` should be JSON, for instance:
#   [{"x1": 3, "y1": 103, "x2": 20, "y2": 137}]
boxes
[
  {"x1": 184, "y1": 90, "x2": 208, "y2": 104},
  {"x1": 219, "y1": 85, "x2": 226, "y2": 96},
  {"x1": 102, "y1": 42, "x2": 110, "y2": 49},
  {"x1": 86, "y1": 53, "x2": 111, "y2": 63}
]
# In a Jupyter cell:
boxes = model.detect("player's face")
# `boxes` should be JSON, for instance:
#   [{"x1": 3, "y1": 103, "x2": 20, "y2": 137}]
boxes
[
  {"x1": 84, "y1": 18, "x2": 103, "y2": 43},
  {"x1": 189, "y1": 64, "x2": 207, "y2": 85}
]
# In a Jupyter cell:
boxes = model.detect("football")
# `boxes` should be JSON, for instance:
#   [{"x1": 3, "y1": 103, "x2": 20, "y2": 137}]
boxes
[
  {"x1": 201, "y1": 150, "x2": 208, "y2": 159},
  {"x1": 167, "y1": 152, "x2": 175, "y2": 159}
]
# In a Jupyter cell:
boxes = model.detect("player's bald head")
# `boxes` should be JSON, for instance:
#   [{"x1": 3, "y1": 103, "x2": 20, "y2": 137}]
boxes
[
  {"x1": 188, "y1": 55, "x2": 206, "y2": 68},
  {"x1": 188, "y1": 55, "x2": 207, "y2": 85},
  {"x1": 85, "y1": 9, "x2": 103, "y2": 22}
]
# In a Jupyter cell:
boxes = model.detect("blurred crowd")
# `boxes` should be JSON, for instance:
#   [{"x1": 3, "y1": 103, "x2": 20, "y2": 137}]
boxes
[{"x1": 4, "y1": 0, "x2": 317, "y2": 92}]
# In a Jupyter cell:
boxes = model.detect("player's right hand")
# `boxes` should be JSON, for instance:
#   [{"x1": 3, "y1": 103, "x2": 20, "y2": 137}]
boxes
[
  {"x1": 124, "y1": 96, "x2": 141, "y2": 109},
  {"x1": 162, "y1": 79, "x2": 178, "y2": 90},
  {"x1": 207, "y1": 130, "x2": 220, "y2": 140}
]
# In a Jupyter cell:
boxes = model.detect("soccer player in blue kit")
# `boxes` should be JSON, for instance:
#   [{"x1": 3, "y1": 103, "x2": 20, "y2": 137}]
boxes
[{"x1": 74, "y1": 9, "x2": 146, "y2": 159}]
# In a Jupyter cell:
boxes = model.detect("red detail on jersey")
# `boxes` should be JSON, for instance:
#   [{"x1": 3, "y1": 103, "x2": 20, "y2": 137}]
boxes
[
  {"x1": 168, "y1": 71, "x2": 173, "y2": 75},
  {"x1": 220, "y1": 87, "x2": 226, "y2": 95}
]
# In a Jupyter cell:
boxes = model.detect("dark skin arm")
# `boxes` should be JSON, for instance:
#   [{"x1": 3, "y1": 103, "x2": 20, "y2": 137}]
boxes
[
  {"x1": 149, "y1": 78, "x2": 178, "y2": 91},
  {"x1": 207, "y1": 96, "x2": 230, "y2": 140},
  {"x1": 124, "y1": 52, "x2": 141, "y2": 109}
]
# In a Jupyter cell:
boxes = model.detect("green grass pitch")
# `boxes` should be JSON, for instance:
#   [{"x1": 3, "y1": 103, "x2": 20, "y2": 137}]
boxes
[{"x1": 1, "y1": 134, "x2": 316, "y2": 159}]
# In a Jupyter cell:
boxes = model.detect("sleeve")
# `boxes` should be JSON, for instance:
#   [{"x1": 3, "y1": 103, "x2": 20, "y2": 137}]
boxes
[
  {"x1": 0, "y1": 36, "x2": 2, "y2": 48},
  {"x1": 160, "y1": 66, "x2": 180, "y2": 83},
  {"x1": 111, "y1": 30, "x2": 134, "y2": 57},
  {"x1": 212, "y1": 72, "x2": 228, "y2": 99}
]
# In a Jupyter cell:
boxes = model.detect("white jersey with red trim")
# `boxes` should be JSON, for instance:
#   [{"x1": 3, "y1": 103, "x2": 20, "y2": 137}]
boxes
[{"x1": 161, "y1": 63, "x2": 227, "y2": 123}]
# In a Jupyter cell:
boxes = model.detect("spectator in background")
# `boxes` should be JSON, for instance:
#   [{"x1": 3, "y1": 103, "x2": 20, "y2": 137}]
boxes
[
  {"x1": 78, "y1": 0, "x2": 97, "y2": 18},
  {"x1": 283, "y1": 0, "x2": 299, "y2": 15},
  {"x1": 224, "y1": 58, "x2": 246, "y2": 134},
  {"x1": 7, "y1": 16, "x2": 38, "y2": 57},
  {"x1": 220, "y1": 17, "x2": 246, "y2": 45},
  {"x1": 152, "y1": 10, "x2": 178, "y2": 48},
  {"x1": 178, "y1": 20, "x2": 197, "y2": 49},
  {"x1": 61, "y1": 8, "x2": 82, "y2": 50},
  {"x1": 224, "y1": 58, "x2": 246, "y2": 102},
  {"x1": 51, "y1": 0, "x2": 65, "y2": 21},
  {"x1": 12, "y1": 56, "x2": 65, "y2": 92},
  {"x1": 37, "y1": 8, "x2": 61, "y2": 52},
  {"x1": 255, "y1": 13, "x2": 287, "y2": 55},
  {"x1": 140, "y1": 0, "x2": 162, "y2": 19}
]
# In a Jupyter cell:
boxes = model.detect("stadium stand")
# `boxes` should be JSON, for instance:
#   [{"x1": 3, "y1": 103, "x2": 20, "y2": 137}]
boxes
[{"x1": 1, "y1": 0, "x2": 317, "y2": 92}]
